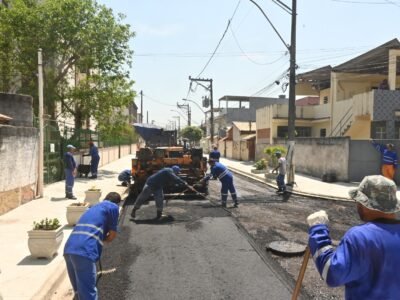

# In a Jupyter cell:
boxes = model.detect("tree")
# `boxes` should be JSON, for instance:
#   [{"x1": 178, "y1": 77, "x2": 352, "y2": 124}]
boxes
[
  {"x1": 0, "y1": 0, "x2": 135, "y2": 129},
  {"x1": 180, "y1": 126, "x2": 203, "y2": 145}
]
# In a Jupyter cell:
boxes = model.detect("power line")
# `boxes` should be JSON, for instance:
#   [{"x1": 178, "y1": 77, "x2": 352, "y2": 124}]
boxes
[
  {"x1": 143, "y1": 94, "x2": 175, "y2": 107},
  {"x1": 196, "y1": 0, "x2": 241, "y2": 77},
  {"x1": 229, "y1": 26, "x2": 288, "y2": 65}
]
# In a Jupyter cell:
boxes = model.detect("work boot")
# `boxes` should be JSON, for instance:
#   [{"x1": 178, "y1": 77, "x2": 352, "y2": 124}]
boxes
[
  {"x1": 156, "y1": 210, "x2": 166, "y2": 219},
  {"x1": 66, "y1": 194, "x2": 77, "y2": 200},
  {"x1": 233, "y1": 202, "x2": 239, "y2": 208},
  {"x1": 221, "y1": 202, "x2": 227, "y2": 208},
  {"x1": 130, "y1": 208, "x2": 137, "y2": 219},
  {"x1": 89, "y1": 175, "x2": 97, "y2": 179}
]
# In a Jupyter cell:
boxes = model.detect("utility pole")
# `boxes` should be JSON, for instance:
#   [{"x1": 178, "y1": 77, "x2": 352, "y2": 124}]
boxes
[
  {"x1": 140, "y1": 90, "x2": 143, "y2": 123},
  {"x1": 147, "y1": 111, "x2": 149, "y2": 123},
  {"x1": 177, "y1": 102, "x2": 191, "y2": 126},
  {"x1": 249, "y1": 0, "x2": 297, "y2": 185},
  {"x1": 286, "y1": 0, "x2": 297, "y2": 185},
  {"x1": 173, "y1": 116, "x2": 181, "y2": 135},
  {"x1": 37, "y1": 49, "x2": 44, "y2": 197},
  {"x1": 188, "y1": 76, "x2": 214, "y2": 143}
]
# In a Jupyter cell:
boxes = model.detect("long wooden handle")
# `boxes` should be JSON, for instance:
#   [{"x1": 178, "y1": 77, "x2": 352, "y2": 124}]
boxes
[{"x1": 291, "y1": 246, "x2": 311, "y2": 300}]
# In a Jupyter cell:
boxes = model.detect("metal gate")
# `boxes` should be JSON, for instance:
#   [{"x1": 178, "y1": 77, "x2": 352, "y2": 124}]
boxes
[{"x1": 43, "y1": 120, "x2": 64, "y2": 184}]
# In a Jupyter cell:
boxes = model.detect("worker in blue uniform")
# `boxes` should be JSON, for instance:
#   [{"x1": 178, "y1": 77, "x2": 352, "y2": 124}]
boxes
[
  {"x1": 371, "y1": 140, "x2": 397, "y2": 180},
  {"x1": 118, "y1": 169, "x2": 131, "y2": 186},
  {"x1": 88, "y1": 141, "x2": 100, "y2": 179},
  {"x1": 209, "y1": 145, "x2": 221, "y2": 161},
  {"x1": 130, "y1": 165, "x2": 189, "y2": 219},
  {"x1": 64, "y1": 144, "x2": 77, "y2": 199},
  {"x1": 64, "y1": 192, "x2": 121, "y2": 300},
  {"x1": 307, "y1": 175, "x2": 400, "y2": 300},
  {"x1": 202, "y1": 159, "x2": 238, "y2": 208}
]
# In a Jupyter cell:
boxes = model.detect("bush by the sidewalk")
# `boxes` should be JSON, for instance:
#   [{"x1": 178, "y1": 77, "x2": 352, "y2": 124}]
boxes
[
  {"x1": 253, "y1": 159, "x2": 267, "y2": 170},
  {"x1": 264, "y1": 146, "x2": 287, "y2": 167}
]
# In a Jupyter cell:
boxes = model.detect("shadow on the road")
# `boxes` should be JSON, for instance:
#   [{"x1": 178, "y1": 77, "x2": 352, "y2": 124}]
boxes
[{"x1": 131, "y1": 215, "x2": 175, "y2": 225}]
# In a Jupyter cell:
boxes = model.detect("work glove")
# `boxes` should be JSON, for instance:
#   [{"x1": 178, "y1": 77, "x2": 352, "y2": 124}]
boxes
[{"x1": 307, "y1": 210, "x2": 329, "y2": 227}]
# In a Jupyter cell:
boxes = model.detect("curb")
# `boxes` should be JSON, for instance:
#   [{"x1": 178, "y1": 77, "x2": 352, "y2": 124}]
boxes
[
  {"x1": 227, "y1": 165, "x2": 352, "y2": 203},
  {"x1": 32, "y1": 259, "x2": 67, "y2": 300}
]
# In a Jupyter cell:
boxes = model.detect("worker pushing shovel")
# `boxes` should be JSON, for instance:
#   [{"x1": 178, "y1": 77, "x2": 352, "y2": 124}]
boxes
[
  {"x1": 201, "y1": 158, "x2": 238, "y2": 208},
  {"x1": 130, "y1": 165, "x2": 190, "y2": 219}
]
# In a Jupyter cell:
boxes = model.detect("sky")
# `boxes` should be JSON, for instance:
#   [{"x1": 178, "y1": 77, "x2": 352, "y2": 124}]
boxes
[{"x1": 97, "y1": 0, "x2": 400, "y2": 128}]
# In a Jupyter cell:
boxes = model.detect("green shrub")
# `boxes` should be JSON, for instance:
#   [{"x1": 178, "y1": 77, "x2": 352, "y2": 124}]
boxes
[
  {"x1": 253, "y1": 159, "x2": 267, "y2": 170},
  {"x1": 33, "y1": 218, "x2": 61, "y2": 230},
  {"x1": 264, "y1": 145, "x2": 287, "y2": 167}
]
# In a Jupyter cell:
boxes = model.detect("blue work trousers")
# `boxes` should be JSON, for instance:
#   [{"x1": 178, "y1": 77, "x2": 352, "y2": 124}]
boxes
[
  {"x1": 90, "y1": 156, "x2": 100, "y2": 176},
  {"x1": 276, "y1": 174, "x2": 286, "y2": 192},
  {"x1": 64, "y1": 254, "x2": 98, "y2": 300},
  {"x1": 134, "y1": 185, "x2": 164, "y2": 212},
  {"x1": 65, "y1": 168, "x2": 75, "y2": 194},
  {"x1": 220, "y1": 177, "x2": 237, "y2": 204}
]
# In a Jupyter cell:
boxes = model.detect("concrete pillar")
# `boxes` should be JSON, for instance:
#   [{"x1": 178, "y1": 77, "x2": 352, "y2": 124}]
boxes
[{"x1": 388, "y1": 49, "x2": 400, "y2": 91}]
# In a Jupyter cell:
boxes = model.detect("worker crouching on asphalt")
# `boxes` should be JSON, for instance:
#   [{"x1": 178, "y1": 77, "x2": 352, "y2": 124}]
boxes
[
  {"x1": 202, "y1": 158, "x2": 238, "y2": 208},
  {"x1": 64, "y1": 192, "x2": 121, "y2": 300},
  {"x1": 307, "y1": 175, "x2": 400, "y2": 299},
  {"x1": 130, "y1": 165, "x2": 189, "y2": 219}
]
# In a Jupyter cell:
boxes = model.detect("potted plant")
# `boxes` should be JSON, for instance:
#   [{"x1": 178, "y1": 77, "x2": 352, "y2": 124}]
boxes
[
  {"x1": 251, "y1": 159, "x2": 268, "y2": 174},
  {"x1": 66, "y1": 202, "x2": 89, "y2": 226},
  {"x1": 84, "y1": 186, "x2": 102, "y2": 207},
  {"x1": 28, "y1": 218, "x2": 63, "y2": 259}
]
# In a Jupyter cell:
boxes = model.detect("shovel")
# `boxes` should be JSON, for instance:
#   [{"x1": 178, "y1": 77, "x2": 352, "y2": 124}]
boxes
[{"x1": 291, "y1": 246, "x2": 311, "y2": 300}]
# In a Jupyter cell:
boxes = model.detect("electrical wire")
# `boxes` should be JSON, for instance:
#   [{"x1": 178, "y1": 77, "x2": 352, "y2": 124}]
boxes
[
  {"x1": 143, "y1": 94, "x2": 175, "y2": 107},
  {"x1": 196, "y1": 0, "x2": 241, "y2": 77},
  {"x1": 229, "y1": 26, "x2": 288, "y2": 65}
]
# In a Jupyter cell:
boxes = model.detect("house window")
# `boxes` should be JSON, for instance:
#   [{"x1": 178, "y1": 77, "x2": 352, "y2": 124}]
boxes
[
  {"x1": 395, "y1": 121, "x2": 400, "y2": 139},
  {"x1": 320, "y1": 128, "x2": 326, "y2": 137},
  {"x1": 277, "y1": 126, "x2": 311, "y2": 138},
  {"x1": 323, "y1": 96, "x2": 328, "y2": 104},
  {"x1": 371, "y1": 121, "x2": 386, "y2": 139}
]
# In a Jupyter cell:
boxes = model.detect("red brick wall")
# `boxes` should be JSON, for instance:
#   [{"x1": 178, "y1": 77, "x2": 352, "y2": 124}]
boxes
[{"x1": 257, "y1": 128, "x2": 270, "y2": 139}]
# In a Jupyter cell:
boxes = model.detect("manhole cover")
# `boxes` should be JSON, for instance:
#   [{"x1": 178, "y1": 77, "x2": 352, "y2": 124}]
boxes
[{"x1": 267, "y1": 241, "x2": 306, "y2": 256}]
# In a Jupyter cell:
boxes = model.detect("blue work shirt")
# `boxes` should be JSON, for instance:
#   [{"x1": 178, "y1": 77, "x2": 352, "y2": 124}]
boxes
[
  {"x1": 146, "y1": 168, "x2": 186, "y2": 190},
  {"x1": 309, "y1": 221, "x2": 400, "y2": 300},
  {"x1": 64, "y1": 201, "x2": 119, "y2": 262},
  {"x1": 204, "y1": 162, "x2": 232, "y2": 183},
  {"x1": 118, "y1": 169, "x2": 131, "y2": 182},
  {"x1": 209, "y1": 150, "x2": 221, "y2": 161},
  {"x1": 89, "y1": 145, "x2": 100, "y2": 159},
  {"x1": 372, "y1": 142, "x2": 397, "y2": 167},
  {"x1": 64, "y1": 152, "x2": 76, "y2": 170}
]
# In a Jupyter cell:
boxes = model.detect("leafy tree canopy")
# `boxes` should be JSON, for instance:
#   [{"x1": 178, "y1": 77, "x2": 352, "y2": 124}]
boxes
[
  {"x1": 180, "y1": 126, "x2": 203, "y2": 144},
  {"x1": 0, "y1": 0, "x2": 136, "y2": 129}
]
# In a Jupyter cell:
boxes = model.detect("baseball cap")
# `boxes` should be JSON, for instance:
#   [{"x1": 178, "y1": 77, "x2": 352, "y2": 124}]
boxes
[
  {"x1": 66, "y1": 144, "x2": 76, "y2": 149},
  {"x1": 348, "y1": 175, "x2": 400, "y2": 213},
  {"x1": 171, "y1": 165, "x2": 181, "y2": 174}
]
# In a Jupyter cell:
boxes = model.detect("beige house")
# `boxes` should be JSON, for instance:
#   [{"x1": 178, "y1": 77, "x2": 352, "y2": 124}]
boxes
[
  {"x1": 256, "y1": 39, "x2": 400, "y2": 153},
  {"x1": 231, "y1": 121, "x2": 256, "y2": 161}
]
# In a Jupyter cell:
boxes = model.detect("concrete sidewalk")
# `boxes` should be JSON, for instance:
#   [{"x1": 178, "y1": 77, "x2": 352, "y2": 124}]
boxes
[
  {"x1": 0, "y1": 155, "x2": 134, "y2": 300},
  {"x1": 220, "y1": 157, "x2": 400, "y2": 200},
  {"x1": 219, "y1": 157, "x2": 357, "y2": 201}
]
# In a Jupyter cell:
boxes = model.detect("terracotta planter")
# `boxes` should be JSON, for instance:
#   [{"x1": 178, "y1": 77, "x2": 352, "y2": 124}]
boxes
[
  {"x1": 28, "y1": 226, "x2": 64, "y2": 259},
  {"x1": 84, "y1": 190, "x2": 102, "y2": 207},
  {"x1": 66, "y1": 203, "x2": 89, "y2": 226}
]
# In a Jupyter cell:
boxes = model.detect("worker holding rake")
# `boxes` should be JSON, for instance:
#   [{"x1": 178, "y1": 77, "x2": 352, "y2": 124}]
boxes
[{"x1": 202, "y1": 158, "x2": 238, "y2": 208}]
